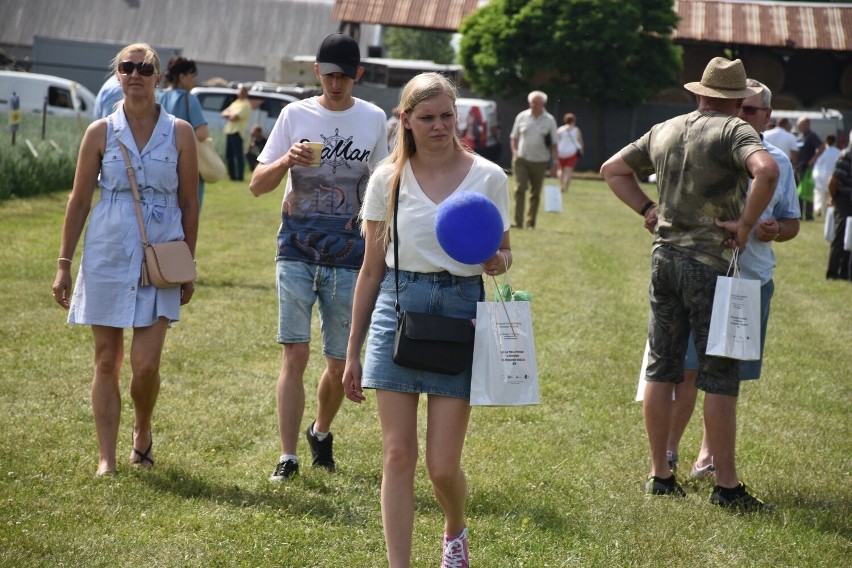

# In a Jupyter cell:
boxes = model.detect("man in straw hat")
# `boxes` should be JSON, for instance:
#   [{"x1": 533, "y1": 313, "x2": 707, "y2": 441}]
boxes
[{"x1": 600, "y1": 57, "x2": 779, "y2": 510}]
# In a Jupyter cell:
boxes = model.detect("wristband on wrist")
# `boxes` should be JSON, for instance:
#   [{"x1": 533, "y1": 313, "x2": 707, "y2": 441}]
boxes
[
  {"x1": 639, "y1": 201, "x2": 656, "y2": 216},
  {"x1": 58, "y1": 257, "x2": 72, "y2": 266}
]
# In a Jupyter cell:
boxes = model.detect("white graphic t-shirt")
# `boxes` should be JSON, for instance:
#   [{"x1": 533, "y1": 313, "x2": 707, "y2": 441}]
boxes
[{"x1": 258, "y1": 97, "x2": 388, "y2": 269}]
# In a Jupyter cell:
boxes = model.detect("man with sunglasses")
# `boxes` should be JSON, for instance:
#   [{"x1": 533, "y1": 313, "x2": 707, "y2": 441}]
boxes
[
  {"x1": 666, "y1": 78, "x2": 800, "y2": 487},
  {"x1": 601, "y1": 57, "x2": 779, "y2": 511},
  {"x1": 249, "y1": 33, "x2": 388, "y2": 482}
]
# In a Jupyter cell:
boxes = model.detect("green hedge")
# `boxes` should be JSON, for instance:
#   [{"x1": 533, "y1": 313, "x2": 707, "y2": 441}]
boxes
[{"x1": 0, "y1": 112, "x2": 86, "y2": 199}]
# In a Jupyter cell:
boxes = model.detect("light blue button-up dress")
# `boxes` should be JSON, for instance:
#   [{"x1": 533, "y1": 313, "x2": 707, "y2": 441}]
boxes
[{"x1": 68, "y1": 104, "x2": 185, "y2": 328}]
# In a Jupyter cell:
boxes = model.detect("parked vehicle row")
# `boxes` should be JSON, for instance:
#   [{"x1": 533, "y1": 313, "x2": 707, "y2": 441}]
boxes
[
  {"x1": 192, "y1": 82, "x2": 322, "y2": 135},
  {"x1": 0, "y1": 70, "x2": 96, "y2": 119},
  {"x1": 0, "y1": 70, "x2": 506, "y2": 163}
]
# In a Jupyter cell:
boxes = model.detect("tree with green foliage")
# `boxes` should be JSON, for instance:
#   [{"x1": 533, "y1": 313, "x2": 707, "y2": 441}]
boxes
[
  {"x1": 459, "y1": 0, "x2": 681, "y2": 107},
  {"x1": 384, "y1": 27, "x2": 456, "y2": 64}
]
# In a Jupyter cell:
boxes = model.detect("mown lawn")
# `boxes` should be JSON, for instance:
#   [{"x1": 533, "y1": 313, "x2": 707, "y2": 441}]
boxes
[{"x1": 1, "y1": 175, "x2": 849, "y2": 567}]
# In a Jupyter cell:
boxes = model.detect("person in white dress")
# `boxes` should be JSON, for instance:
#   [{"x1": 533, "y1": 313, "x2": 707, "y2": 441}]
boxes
[{"x1": 812, "y1": 134, "x2": 841, "y2": 216}]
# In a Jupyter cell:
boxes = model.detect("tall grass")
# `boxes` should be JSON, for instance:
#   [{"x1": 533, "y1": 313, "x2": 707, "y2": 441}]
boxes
[
  {"x1": 0, "y1": 177, "x2": 850, "y2": 567},
  {"x1": 0, "y1": 111, "x2": 86, "y2": 199}
]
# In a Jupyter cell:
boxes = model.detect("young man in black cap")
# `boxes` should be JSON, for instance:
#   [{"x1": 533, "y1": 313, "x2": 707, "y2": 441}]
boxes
[{"x1": 250, "y1": 33, "x2": 388, "y2": 481}]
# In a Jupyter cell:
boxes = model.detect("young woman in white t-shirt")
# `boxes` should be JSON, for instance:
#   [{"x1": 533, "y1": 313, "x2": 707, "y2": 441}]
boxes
[{"x1": 343, "y1": 72, "x2": 511, "y2": 568}]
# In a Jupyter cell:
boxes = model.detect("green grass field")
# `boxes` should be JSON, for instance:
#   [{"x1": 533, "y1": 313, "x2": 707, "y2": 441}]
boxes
[{"x1": 1, "y1": 176, "x2": 850, "y2": 567}]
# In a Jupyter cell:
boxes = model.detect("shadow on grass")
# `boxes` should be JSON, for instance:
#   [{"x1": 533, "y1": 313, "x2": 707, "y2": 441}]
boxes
[
  {"x1": 195, "y1": 277, "x2": 270, "y2": 291},
  {"x1": 783, "y1": 493, "x2": 852, "y2": 541},
  {"x1": 136, "y1": 464, "x2": 382, "y2": 523}
]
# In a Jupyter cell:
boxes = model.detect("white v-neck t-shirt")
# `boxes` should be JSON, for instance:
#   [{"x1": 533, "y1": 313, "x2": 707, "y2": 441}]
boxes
[{"x1": 362, "y1": 154, "x2": 510, "y2": 276}]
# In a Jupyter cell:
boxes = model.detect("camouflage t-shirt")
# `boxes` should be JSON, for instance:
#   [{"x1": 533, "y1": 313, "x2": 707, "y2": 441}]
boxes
[{"x1": 621, "y1": 110, "x2": 765, "y2": 272}]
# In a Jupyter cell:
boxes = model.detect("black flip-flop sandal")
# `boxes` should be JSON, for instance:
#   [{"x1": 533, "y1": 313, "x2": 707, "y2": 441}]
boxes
[{"x1": 130, "y1": 435, "x2": 154, "y2": 467}]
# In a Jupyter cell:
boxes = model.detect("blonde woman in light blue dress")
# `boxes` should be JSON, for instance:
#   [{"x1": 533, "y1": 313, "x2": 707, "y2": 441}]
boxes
[{"x1": 52, "y1": 43, "x2": 199, "y2": 476}]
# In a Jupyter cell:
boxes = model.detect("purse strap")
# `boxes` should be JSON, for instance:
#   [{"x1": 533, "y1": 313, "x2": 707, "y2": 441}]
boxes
[
  {"x1": 392, "y1": 177, "x2": 402, "y2": 320},
  {"x1": 117, "y1": 140, "x2": 151, "y2": 248}
]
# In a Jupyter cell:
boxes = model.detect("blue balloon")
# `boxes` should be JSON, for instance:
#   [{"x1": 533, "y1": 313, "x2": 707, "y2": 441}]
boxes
[{"x1": 435, "y1": 191, "x2": 503, "y2": 265}]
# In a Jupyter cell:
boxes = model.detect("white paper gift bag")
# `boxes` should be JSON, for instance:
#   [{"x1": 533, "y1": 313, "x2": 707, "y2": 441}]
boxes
[
  {"x1": 543, "y1": 184, "x2": 563, "y2": 213},
  {"x1": 844, "y1": 216, "x2": 852, "y2": 251},
  {"x1": 824, "y1": 206, "x2": 835, "y2": 243},
  {"x1": 471, "y1": 300, "x2": 539, "y2": 406},
  {"x1": 706, "y1": 250, "x2": 761, "y2": 361}
]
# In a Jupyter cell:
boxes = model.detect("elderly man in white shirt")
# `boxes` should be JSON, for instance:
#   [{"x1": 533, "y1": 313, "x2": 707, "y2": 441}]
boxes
[{"x1": 509, "y1": 90, "x2": 559, "y2": 229}]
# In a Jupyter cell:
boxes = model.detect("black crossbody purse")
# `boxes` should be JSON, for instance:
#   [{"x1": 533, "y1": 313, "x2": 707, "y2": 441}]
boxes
[{"x1": 390, "y1": 181, "x2": 475, "y2": 375}]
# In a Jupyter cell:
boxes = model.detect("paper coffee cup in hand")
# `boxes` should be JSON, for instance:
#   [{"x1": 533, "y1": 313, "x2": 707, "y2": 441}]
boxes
[{"x1": 307, "y1": 142, "x2": 323, "y2": 167}]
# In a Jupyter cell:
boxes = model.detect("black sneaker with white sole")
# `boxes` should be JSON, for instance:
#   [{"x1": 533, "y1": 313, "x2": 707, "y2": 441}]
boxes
[
  {"x1": 306, "y1": 421, "x2": 335, "y2": 472},
  {"x1": 269, "y1": 458, "x2": 299, "y2": 481},
  {"x1": 645, "y1": 475, "x2": 687, "y2": 497},
  {"x1": 710, "y1": 482, "x2": 774, "y2": 512}
]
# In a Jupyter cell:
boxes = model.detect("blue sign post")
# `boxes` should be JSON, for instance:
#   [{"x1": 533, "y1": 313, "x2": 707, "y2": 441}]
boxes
[{"x1": 9, "y1": 91, "x2": 20, "y2": 145}]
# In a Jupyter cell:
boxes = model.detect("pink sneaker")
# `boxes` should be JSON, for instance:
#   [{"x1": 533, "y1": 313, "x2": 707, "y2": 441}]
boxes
[
  {"x1": 442, "y1": 527, "x2": 469, "y2": 568},
  {"x1": 690, "y1": 461, "x2": 716, "y2": 480}
]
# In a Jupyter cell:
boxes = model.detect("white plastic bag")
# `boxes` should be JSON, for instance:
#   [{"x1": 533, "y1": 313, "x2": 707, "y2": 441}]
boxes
[
  {"x1": 824, "y1": 206, "x2": 835, "y2": 243},
  {"x1": 845, "y1": 216, "x2": 852, "y2": 251},
  {"x1": 543, "y1": 184, "x2": 562, "y2": 213},
  {"x1": 471, "y1": 300, "x2": 539, "y2": 406},
  {"x1": 636, "y1": 339, "x2": 650, "y2": 402},
  {"x1": 706, "y1": 250, "x2": 761, "y2": 361},
  {"x1": 635, "y1": 338, "x2": 675, "y2": 402}
]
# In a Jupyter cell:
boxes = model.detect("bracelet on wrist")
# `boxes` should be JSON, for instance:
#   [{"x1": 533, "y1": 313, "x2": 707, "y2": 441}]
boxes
[
  {"x1": 639, "y1": 201, "x2": 656, "y2": 216},
  {"x1": 58, "y1": 257, "x2": 73, "y2": 266}
]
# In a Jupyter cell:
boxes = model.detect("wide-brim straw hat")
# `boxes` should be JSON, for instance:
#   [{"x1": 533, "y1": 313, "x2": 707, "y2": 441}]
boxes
[{"x1": 684, "y1": 57, "x2": 762, "y2": 99}]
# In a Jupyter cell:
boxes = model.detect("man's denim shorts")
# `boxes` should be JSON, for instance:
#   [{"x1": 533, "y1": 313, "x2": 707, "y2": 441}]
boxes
[
  {"x1": 684, "y1": 279, "x2": 774, "y2": 380},
  {"x1": 276, "y1": 260, "x2": 357, "y2": 360}
]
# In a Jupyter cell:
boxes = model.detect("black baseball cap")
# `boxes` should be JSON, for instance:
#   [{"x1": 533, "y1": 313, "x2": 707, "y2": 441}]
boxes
[{"x1": 316, "y1": 33, "x2": 360, "y2": 79}]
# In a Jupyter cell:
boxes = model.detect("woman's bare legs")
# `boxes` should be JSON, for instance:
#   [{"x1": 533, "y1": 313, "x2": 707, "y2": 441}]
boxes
[
  {"x1": 127, "y1": 317, "x2": 169, "y2": 467},
  {"x1": 560, "y1": 166, "x2": 574, "y2": 193},
  {"x1": 91, "y1": 325, "x2": 125, "y2": 476},
  {"x1": 425, "y1": 395, "x2": 471, "y2": 538},
  {"x1": 376, "y1": 390, "x2": 420, "y2": 568}
]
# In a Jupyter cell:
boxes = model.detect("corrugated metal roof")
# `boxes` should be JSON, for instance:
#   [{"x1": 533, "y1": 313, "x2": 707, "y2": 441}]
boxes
[
  {"x1": 673, "y1": 0, "x2": 852, "y2": 51},
  {"x1": 332, "y1": 0, "x2": 481, "y2": 31},
  {"x1": 331, "y1": 0, "x2": 852, "y2": 51},
  {"x1": 0, "y1": 0, "x2": 373, "y2": 67}
]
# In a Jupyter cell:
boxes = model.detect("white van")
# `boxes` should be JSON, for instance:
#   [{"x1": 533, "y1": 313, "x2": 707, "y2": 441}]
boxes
[{"x1": 0, "y1": 70, "x2": 96, "y2": 119}]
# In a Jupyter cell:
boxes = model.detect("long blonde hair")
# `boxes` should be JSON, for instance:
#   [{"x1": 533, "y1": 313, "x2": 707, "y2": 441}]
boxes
[{"x1": 379, "y1": 72, "x2": 469, "y2": 244}]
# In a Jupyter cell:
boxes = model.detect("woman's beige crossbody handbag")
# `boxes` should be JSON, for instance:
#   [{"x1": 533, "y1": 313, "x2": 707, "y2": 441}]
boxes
[{"x1": 118, "y1": 141, "x2": 196, "y2": 288}]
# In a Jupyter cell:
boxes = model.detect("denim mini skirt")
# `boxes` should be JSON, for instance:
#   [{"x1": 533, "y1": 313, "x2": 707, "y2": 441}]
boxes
[{"x1": 362, "y1": 269, "x2": 484, "y2": 400}]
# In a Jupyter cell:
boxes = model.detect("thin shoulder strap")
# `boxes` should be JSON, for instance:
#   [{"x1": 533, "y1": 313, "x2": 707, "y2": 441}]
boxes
[
  {"x1": 117, "y1": 139, "x2": 150, "y2": 247},
  {"x1": 393, "y1": 176, "x2": 402, "y2": 320}
]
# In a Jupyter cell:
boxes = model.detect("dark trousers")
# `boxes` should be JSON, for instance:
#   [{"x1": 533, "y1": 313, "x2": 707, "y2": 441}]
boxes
[
  {"x1": 799, "y1": 198, "x2": 814, "y2": 221},
  {"x1": 827, "y1": 214, "x2": 852, "y2": 280},
  {"x1": 512, "y1": 156, "x2": 549, "y2": 228},
  {"x1": 225, "y1": 133, "x2": 244, "y2": 181},
  {"x1": 796, "y1": 166, "x2": 814, "y2": 220}
]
